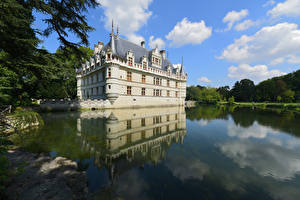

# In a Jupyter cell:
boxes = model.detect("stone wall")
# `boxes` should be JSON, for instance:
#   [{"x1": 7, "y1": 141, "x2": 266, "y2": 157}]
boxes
[{"x1": 40, "y1": 97, "x2": 185, "y2": 111}]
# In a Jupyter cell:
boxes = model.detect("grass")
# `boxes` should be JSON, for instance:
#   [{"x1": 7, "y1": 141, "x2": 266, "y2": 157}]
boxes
[{"x1": 217, "y1": 102, "x2": 300, "y2": 112}]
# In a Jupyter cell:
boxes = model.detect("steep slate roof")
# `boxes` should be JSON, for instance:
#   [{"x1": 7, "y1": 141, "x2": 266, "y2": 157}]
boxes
[{"x1": 102, "y1": 35, "x2": 183, "y2": 74}]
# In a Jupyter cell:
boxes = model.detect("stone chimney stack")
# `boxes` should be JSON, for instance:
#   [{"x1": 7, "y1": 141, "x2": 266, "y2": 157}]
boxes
[
  {"x1": 94, "y1": 41, "x2": 103, "y2": 54},
  {"x1": 94, "y1": 44, "x2": 98, "y2": 54},
  {"x1": 141, "y1": 41, "x2": 145, "y2": 48},
  {"x1": 160, "y1": 50, "x2": 166, "y2": 59}
]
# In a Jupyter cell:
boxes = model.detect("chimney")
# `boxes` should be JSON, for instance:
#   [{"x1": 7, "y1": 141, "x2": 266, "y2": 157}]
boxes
[
  {"x1": 160, "y1": 50, "x2": 166, "y2": 59},
  {"x1": 141, "y1": 41, "x2": 145, "y2": 48},
  {"x1": 98, "y1": 41, "x2": 103, "y2": 51},
  {"x1": 94, "y1": 44, "x2": 98, "y2": 54}
]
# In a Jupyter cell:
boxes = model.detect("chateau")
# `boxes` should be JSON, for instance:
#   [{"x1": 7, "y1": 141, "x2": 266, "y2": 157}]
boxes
[{"x1": 76, "y1": 25, "x2": 187, "y2": 108}]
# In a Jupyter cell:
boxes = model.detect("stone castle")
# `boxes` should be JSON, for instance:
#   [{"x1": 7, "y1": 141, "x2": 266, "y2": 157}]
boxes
[{"x1": 75, "y1": 24, "x2": 187, "y2": 108}]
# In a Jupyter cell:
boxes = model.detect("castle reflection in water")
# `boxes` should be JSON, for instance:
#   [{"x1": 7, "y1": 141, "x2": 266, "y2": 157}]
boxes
[{"x1": 76, "y1": 106, "x2": 186, "y2": 179}]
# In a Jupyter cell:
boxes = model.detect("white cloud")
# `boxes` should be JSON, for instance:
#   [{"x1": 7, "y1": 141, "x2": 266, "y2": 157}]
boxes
[
  {"x1": 100, "y1": 0, "x2": 152, "y2": 44},
  {"x1": 263, "y1": 0, "x2": 276, "y2": 7},
  {"x1": 234, "y1": 20, "x2": 257, "y2": 31},
  {"x1": 219, "y1": 140, "x2": 300, "y2": 181},
  {"x1": 166, "y1": 18, "x2": 212, "y2": 47},
  {"x1": 165, "y1": 154, "x2": 210, "y2": 182},
  {"x1": 127, "y1": 34, "x2": 145, "y2": 46},
  {"x1": 198, "y1": 76, "x2": 212, "y2": 83},
  {"x1": 227, "y1": 122, "x2": 279, "y2": 139},
  {"x1": 220, "y1": 23, "x2": 300, "y2": 65},
  {"x1": 149, "y1": 36, "x2": 165, "y2": 49},
  {"x1": 223, "y1": 9, "x2": 249, "y2": 31},
  {"x1": 268, "y1": 0, "x2": 300, "y2": 17},
  {"x1": 228, "y1": 64, "x2": 286, "y2": 83}
]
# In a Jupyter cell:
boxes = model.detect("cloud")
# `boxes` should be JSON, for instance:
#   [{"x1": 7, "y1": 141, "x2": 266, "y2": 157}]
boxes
[
  {"x1": 268, "y1": 0, "x2": 300, "y2": 17},
  {"x1": 100, "y1": 0, "x2": 152, "y2": 44},
  {"x1": 228, "y1": 64, "x2": 286, "y2": 83},
  {"x1": 166, "y1": 18, "x2": 212, "y2": 47},
  {"x1": 219, "y1": 140, "x2": 300, "y2": 181},
  {"x1": 234, "y1": 20, "x2": 257, "y2": 31},
  {"x1": 165, "y1": 154, "x2": 210, "y2": 182},
  {"x1": 149, "y1": 36, "x2": 165, "y2": 49},
  {"x1": 287, "y1": 55, "x2": 300, "y2": 64},
  {"x1": 198, "y1": 76, "x2": 212, "y2": 83},
  {"x1": 220, "y1": 23, "x2": 300, "y2": 65},
  {"x1": 227, "y1": 122, "x2": 279, "y2": 139},
  {"x1": 223, "y1": 9, "x2": 249, "y2": 31},
  {"x1": 263, "y1": 0, "x2": 275, "y2": 7}
]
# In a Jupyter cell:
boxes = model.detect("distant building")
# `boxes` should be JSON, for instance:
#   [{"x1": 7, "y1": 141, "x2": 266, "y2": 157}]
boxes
[{"x1": 76, "y1": 23, "x2": 187, "y2": 108}]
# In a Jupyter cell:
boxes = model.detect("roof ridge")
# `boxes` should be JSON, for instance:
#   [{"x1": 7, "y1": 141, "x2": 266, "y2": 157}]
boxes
[{"x1": 118, "y1": 37, "x2": 149, "y2": 52}]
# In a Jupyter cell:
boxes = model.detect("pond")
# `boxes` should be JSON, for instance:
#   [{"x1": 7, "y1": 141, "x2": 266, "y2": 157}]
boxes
[{"x1": 13, "y1": 106, "x2": 300, "y2": 200}]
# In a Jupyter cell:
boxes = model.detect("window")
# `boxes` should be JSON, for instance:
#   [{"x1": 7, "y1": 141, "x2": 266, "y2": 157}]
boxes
[
  {"x1": 167, "y1": 115, "x2": 170, "y2": 121},
  {"x1": 176, "y1": 82, "x2": 178, "y2": 88},
  {"x1": 141, "y1": 118, "x2": 145, "y2": 126},
  {"x1": 175, "y1": 114, "x2": 178, "y2": 120},
  {"x1": 167, "y1": 90, "x2": 170, "y2": 97},
  {"x1": 108, "y1": 68, "x2": 111, "y2": 78},
  {"x1": 167, "y1": 80, "x2": 170, "y2": 87},
  {"x1": 156, "y1": 77, "x2": 159, "y2": 85},
  {"x1": 127, "y1": 120, "x2": 131, "y2": 129},
  {"x1": 143, "y1": 61, "x2": 147, "y2": 70},
  {"x1": 127, "y1": 71, "x2": 132, "y2": 81},
  {"x1": 176, "y1": 91, "x2": 178, "y2": 97},
  {"x1": 159, "y1": 90, "x2": 162, "y2": 96},
  {"x1": 102, "y1": 70, "x2": 105, "y2": 80},
  {"x1": 127, "y1": 86, "x2": 132, "y2": 95},
  {"x1": 156, "y1": 89, "x2": 159, "y2": 96},
  {"x1": 128, "y1": 57, "x2": 133, "y2": 66},
  {"x1": 96, "y1": 87, "x2": 99, "y2": 95},
  {"x1": 141, "y1": 88, "x2": 145, "y2": 96},
  {"x1": 142, "y1": 75, "x2": 146, "y2": 83},
  {"x1": 126, "y1": 134, "x2": 132, "y2": 143},
  {"x1": 107, "y1": 54, "x2": 111, "y2": 60},
  {"x1": 141, "y1": 130, "x2": 146, "y2": 139},
  {"x1": 91, "y1": 88, "x2": 94, "y2": 95},
  {"x1": 153, "y1": 77, "x2": 155, "y2": 84},
  {"x1": 153, "y1": 89, "x2": 155, "y2": 96}
]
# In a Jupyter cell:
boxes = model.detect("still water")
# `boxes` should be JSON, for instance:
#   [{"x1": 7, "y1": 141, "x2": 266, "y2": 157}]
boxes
[{"x1": 13, "y1": 106, "x2": 300, "y2": 200}]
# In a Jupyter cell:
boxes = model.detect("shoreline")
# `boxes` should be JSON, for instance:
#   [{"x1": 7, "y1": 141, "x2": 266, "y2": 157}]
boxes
[{"x1": 3, "y1": 149, "x2": 89, "y2": 200}]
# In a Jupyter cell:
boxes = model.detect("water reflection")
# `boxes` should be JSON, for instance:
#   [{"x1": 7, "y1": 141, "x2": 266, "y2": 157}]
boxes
[
  {"x1": 77, "y1": 107, "x2": 186, "y2": 181},
  {"x1": 12, "y1": 105, "x2": 300, "y2": 199}
]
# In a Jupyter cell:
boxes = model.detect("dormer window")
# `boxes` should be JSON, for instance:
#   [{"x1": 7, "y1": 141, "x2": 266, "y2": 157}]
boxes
[
  {"x1": 128, "y1": 57, "x2": 133, "y2": 66},
  {"x1": 107, "y1": 54, "x2": 111, "y2": 60},
  {"x1": 143, "y1": 61, "x2": 147, "y2": 70}
]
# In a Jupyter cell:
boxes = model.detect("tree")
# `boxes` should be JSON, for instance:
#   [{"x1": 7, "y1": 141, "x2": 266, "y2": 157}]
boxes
[
  {"x1": 282, "y1": 90, "x2": 295, "y2": 103},
  {"x1": 0, "y1": 0, "x2": 99, "y2": 106},
  {"x1": 217, "y1": 86, "x2": 230, "y2": 101},
  {"x1": 231, "y1": 79, "x2": 255, "y2": 102}
]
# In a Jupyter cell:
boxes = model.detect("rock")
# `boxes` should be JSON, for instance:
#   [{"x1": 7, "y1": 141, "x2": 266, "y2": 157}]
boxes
[{"x1": 5, "y1": 150, "x2": 88, "y2": 200}]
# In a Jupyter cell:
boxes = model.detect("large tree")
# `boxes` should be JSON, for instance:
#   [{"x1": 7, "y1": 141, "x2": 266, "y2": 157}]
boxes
[{"x1": 0, "y1": 0, "x2": 99, "y2": 106}]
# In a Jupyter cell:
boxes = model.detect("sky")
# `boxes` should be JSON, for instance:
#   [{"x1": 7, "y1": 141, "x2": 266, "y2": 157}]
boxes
[{"x1": 33, "y1": 0, "x2": 300, "y2": 87}]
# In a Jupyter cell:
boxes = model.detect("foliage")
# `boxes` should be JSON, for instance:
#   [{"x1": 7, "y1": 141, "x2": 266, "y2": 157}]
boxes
[
  {"x1": 217, "y1": 86, "x2": 230, "y2": 100},
  {"x1": 228, "y1": 96, "x2": 235, "y2": 104},
  {"x1": 0, "y1": 0, "x2": 98, "y2": 107},
  {"x1": 231, "y1": 79, "x2": 255, "y2": 102},
  {"x1": 186, "y1": 70, "x2": 300, "y2": 104},
  {"x1": 186, "y1": 86, "x2": 220, "y2": 104}
]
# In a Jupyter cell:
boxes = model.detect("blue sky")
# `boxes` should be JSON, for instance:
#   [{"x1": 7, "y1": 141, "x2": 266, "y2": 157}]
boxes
[{"x1": 33, "y1": 0, "x2": 300, "y2": 87}]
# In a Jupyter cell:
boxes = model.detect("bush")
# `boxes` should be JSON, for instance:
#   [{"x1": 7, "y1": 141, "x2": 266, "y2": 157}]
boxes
[{"x1": 228, "y1": 96, "x2": 235, "y2": 104}]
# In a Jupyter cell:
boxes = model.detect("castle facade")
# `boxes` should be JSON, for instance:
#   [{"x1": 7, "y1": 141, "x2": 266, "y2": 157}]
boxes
[{"x1": 76, "y1": 26, "x2": 187, "y2": 108}]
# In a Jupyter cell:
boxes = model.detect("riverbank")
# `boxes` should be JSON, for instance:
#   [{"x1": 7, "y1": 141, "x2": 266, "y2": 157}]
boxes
[
  {"x1": 217, "y1": 102, "x2": 300, "y2": 112},
  {"x1": 3, "y1": 149, "x2": 89, "y2": 200}
]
